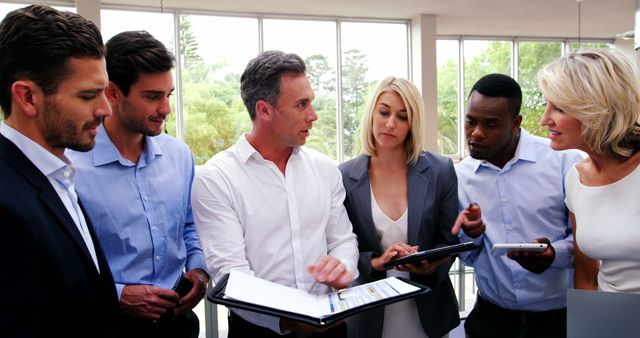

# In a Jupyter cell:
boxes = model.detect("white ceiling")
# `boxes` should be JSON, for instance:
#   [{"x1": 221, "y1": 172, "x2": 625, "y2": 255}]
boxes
[{"x1": 105, "y1": 0, "x2": 635, "y2": 39}]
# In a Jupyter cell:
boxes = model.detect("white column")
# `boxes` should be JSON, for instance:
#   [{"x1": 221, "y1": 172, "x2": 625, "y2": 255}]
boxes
[
  {"x1": 75, "y1": 0, "x2": 101, "y2": 29},
  {"x1": 411, "y1": 14, "x2": 438, "y2": 153}
]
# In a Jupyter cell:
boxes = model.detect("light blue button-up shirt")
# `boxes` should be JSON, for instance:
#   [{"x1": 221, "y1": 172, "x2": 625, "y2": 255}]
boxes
[
  {"x1": 68, "y1": 125, "x2": 207, "y2": 300},
  {"x1": 456, "y1": 130, "x2": 583, "y2": 311}
]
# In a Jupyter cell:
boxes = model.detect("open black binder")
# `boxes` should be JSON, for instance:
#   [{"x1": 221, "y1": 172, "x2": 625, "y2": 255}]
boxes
[
  {"x1": 208, "y1": 272, "x2": 430, "y2": 327},
  {"x1": 384, "y1": 241, "x2": 479, "y2": 270}
]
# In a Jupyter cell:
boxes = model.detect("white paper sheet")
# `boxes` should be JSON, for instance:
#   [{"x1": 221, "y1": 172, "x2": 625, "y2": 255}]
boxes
[{"x1": 223, "y1": 270, "x2": 421, "y2": 319}]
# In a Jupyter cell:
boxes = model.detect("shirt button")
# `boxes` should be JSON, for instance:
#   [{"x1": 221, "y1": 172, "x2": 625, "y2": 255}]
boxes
[
  {"x1": 155, "y1": 256, "x2": 161, "y2": 261},
  {"x1": 63, "y1": 171, "x2": 71, "y2": 177}
]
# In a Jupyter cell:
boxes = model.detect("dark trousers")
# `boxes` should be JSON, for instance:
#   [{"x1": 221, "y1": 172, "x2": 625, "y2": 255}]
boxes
[
  {"x1": 464, "y1": 296, "x2": 566, "y2": 338},
  {"x1": 116, "y1": 310, "x2": 199, "y2": 338},
  {"x1": 228, "y1": 311, "x2": 347, "y2": 338}
]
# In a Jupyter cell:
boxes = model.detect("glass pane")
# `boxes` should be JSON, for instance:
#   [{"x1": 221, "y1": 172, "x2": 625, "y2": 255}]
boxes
[
  {"x1": 101, "y1": 9, "x2": 175, "y2": 47},
  {"x1": 340, "y1": 21, "x2": 409, "y2": 160},
  {"x1": 264, "y1": 19, "x2": 338, "y2": 159},
  {"x1": 570, "y1": 41, "x2": 612, "y2": 50},
  {"x1": 100, "y1": 9, "x2": 177, "y2": 136},
  {"x1": 180, "y1": 14, "x2": 258, "y2": 164},
  {"x1": 436, "y1": 40, "x2": 460, "y2": 155},
  {"x1": 463, "y1": 40, "x2": 512, "y2": 98},
  {"x1": 518, "y1": 41, "x2": 562, "y2": 138}
]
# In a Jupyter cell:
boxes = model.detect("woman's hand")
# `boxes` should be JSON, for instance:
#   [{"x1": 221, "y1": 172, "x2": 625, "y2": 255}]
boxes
[{"x1": 371, "y1": 241, "x2": 418, "y2": 271}]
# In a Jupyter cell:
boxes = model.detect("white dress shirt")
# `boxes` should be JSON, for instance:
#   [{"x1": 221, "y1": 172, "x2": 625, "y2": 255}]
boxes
[{"x1": 192, "y1": 134, "x2": 359, "y2": 333}]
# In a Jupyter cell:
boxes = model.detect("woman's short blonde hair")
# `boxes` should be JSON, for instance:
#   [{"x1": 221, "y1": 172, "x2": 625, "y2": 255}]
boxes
[
  {"x1": 537, "y1": 49, "x2": 640, "y2": 158},
  {"x1": 360, "y1": 76, "x2": 424, "y2": 165}
]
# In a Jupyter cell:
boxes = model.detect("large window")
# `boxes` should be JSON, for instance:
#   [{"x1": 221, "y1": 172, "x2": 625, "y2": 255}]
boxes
[
  {"x1": 518, "y1": 41, "x2": 563, "y2": 136},
  {"x1": 463, "y1": 40, "x2": 513, "y2": 97},
  {"x1": 436, "y1": 40, "x2": 460, "y2": 155},
  {"x1": 340, "y1": 21, "x2": 409, "y2": 160},
  {"x1": 179, "y1": 14, "x2": 257, "y2": 164}
]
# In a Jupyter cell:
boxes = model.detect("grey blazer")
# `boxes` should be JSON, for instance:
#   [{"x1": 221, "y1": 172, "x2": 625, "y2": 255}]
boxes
[{"x1": 339, "y1": 153, "x2": 460, "y2": 338}]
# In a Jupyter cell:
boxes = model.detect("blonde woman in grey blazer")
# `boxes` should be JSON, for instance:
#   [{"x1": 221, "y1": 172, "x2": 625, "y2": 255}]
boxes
[{"x1": 339, "y1": 77, "x2": 460, "y2": 338}]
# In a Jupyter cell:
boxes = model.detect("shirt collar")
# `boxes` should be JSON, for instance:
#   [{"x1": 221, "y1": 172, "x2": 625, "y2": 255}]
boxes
[
  {"x1": 235, "y1": 133, "x2": 301, "y2": 164},
  {"x1": 0, "y1": 122, "x2": 67, "y2": 176},
  {"x1": 470, "y1": 128, "x2": 537, "y2": 172},
  {"x1": 92, "y1": 124, "x2": 163, "y2": 167}
]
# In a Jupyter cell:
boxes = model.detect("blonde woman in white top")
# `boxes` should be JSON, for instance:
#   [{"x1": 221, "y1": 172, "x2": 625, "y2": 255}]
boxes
[{"x1": 538, "y1": 49, "x2": 640, "y2": 293}]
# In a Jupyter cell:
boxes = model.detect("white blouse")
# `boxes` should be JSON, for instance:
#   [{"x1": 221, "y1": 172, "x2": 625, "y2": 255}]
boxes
[
  {"x1": 565, "y1": 163, "x2": 640, "y2": 293},
  {"x1": 371, "y1": 188, "x2": 429, "y2": 338}
]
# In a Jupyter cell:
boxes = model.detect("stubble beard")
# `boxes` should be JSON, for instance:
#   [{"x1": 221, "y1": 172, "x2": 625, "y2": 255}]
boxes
[{"x1": 40, "y1": 99, "x2": 99, "y2": 152}]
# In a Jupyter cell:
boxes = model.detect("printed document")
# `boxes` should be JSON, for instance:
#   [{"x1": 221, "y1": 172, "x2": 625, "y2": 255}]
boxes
[{"x1": 223, "y1": 270, "x2": 420, "y2": 318}]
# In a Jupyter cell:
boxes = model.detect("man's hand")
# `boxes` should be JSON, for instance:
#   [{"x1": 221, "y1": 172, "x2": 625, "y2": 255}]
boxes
[
  {"x1": 175, "y1": 268, "x2": 209, "y2": 314},
  {"x1": 508, "y1": 238, "x2": 555, "y2": 274},
  {"x1": 451, "y1": 203, "x2": 485, "y2": 238},
  {"x1": 120, "y1": 285, "x2": 178, "y2": 320},
  {"x1": 371, "y1": 241, "x2": 417, "y2": 271},
  {"x1": 307, "y1": 256, "x2": 353, "y2": 289}
]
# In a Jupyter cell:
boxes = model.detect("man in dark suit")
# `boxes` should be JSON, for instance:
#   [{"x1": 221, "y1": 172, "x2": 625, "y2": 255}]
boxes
[{"x1": 0, "y1": 5, "x2": 120, "y2": 338}]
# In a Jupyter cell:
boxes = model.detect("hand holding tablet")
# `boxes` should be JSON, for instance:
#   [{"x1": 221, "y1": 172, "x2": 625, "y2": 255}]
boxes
[
  {"x1": 491, "y1": 243, "x2": 548, "y2": 256},
  {"x1": 383, "y1": 242, "x2": 479, "y2": 270}
]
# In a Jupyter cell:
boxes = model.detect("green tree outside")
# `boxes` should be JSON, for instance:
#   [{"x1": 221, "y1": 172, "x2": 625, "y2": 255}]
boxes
[
  {"x1": 518, "y1": 41, "x2": 563, "y2": 136},
  {"x1": 305, "y1": 54, "x2": 338, "y2": 159},
  {"x1": 177, "y1": 16, "x2": 249, "y2": 164},
  {"x1": 341, "y1": 49, "x2": 371, "y2": 160}
]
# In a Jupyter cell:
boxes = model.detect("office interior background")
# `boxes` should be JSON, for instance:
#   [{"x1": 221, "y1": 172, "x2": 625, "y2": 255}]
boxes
[{"x1": 1, "y1": 0, "x2": 637, "y2": 337}]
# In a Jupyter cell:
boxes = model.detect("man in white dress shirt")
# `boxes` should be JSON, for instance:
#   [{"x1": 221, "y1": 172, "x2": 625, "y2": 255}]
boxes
[{"x1": 191, "y1": 50, "x2": 359, "y2": 338}]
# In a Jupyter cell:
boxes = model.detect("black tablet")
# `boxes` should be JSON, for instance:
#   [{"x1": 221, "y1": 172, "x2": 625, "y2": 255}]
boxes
[{"x1": 383, "y1": 241, "x2": 479, "y2": 270}]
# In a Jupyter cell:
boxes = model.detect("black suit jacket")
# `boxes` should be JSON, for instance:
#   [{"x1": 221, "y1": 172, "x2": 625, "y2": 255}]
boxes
[
  {"x1": 339, "y1": 153, "x2": 460, "y2": 338},
  {"x1": 0, "y1": 134, "x2": 119, "y2": 338}
]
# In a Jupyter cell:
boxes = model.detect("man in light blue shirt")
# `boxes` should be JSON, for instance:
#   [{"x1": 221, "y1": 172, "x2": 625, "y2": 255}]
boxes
[
  {"x1": 68, "y1": 31, "x2": 208, "y2": 338},
  {"x1": 452, "y1": 74, "x2": 582, "y2": 338}
]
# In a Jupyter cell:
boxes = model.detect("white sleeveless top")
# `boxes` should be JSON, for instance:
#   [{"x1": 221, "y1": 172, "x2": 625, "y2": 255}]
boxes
[
  {"x1": 371, "y1": 188, "x2": 429, "y2": 338},
  {"x1": 565, "y1": 163, "x2": 640, "y2": 293}
]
